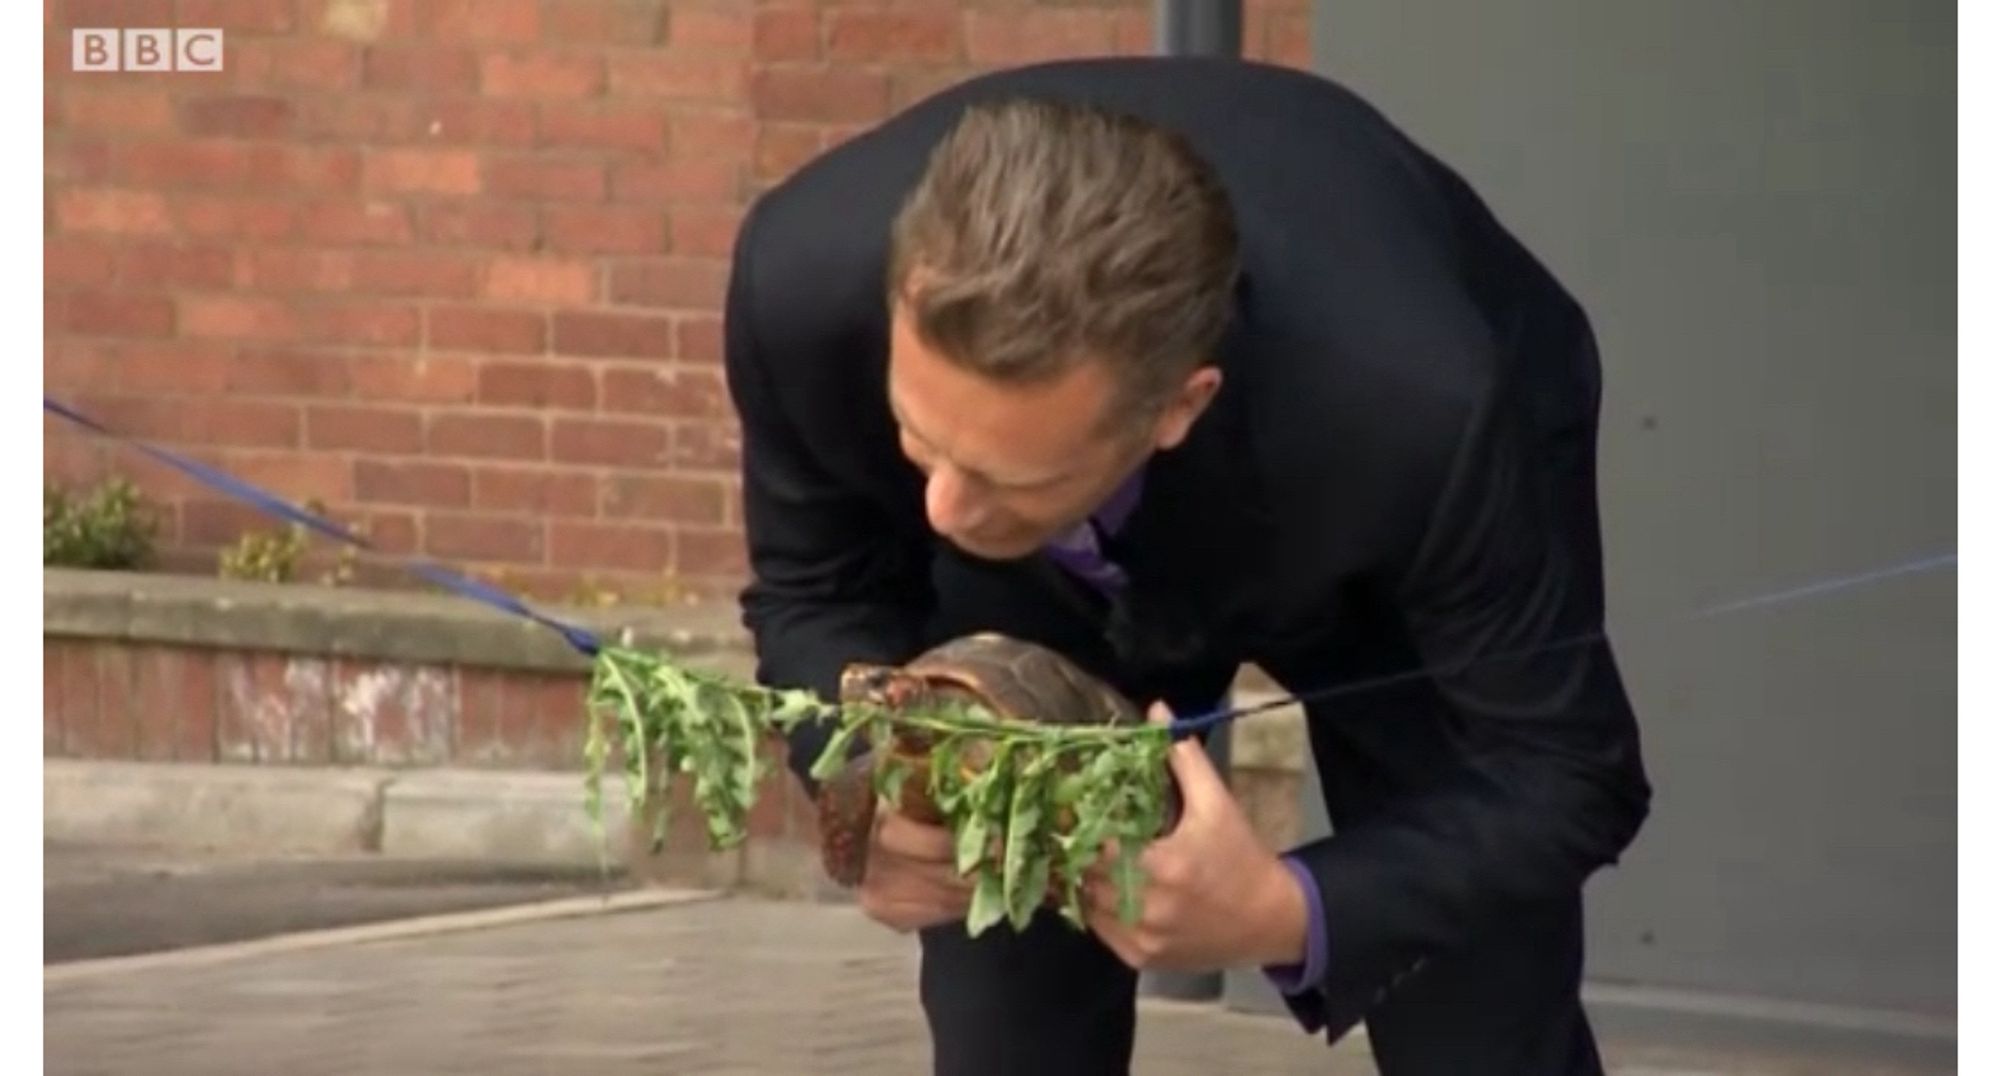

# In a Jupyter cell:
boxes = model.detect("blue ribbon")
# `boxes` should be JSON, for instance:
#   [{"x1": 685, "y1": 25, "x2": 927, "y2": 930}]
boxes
[
  {"x1": 44, "y1": 396, "x2": 603, "y2": 658},
  {"x1": 48, "y1": 394, "x2": 1955, "y2": 740}
]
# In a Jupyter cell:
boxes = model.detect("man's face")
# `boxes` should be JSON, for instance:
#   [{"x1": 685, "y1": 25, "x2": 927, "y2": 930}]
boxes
[{"x1": 886, "y1": 304, "x2": 1218, "y2": 561}]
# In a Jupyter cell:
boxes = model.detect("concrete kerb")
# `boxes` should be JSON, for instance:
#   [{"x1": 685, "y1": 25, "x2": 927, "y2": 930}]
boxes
[{"x1": 45, "y1": 759, "x2": 637, "y2": 869}]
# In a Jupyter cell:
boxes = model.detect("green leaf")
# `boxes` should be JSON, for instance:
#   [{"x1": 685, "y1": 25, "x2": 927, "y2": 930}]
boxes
[
  {"x1": 967, "y1": 869, "x2": 1006, "y2": 937},
  {"x1": 955, "y1": 811, "x2": 990, "y2": 875}
]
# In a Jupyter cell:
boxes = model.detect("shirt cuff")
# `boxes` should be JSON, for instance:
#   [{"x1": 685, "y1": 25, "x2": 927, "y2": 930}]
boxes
[{"x1": 1261, "y1": 855, "x2": 1326, "y2": 996}]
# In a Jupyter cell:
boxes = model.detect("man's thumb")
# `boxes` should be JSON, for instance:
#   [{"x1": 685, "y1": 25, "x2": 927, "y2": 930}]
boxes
[{"x1": 1147, "y1": 702, "x2": 1224, "y2": 798}]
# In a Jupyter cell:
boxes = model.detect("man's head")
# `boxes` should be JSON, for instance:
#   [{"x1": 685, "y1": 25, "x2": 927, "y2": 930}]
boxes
[{"x1": 884, "y1": 97, "x2": 1241, "y2": 560}]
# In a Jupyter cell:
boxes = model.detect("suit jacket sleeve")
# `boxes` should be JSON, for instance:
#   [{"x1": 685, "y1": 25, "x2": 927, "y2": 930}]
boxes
[
  {"x1": 1281, "y1": 370, "x2": 1653, "y2": 1039},
  {"x1": 723, "y1": 204, "x2": 934, "y2": 791}
]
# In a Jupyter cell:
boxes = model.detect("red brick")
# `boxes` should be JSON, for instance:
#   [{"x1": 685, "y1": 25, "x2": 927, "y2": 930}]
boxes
[
  {"x1": 173, "y1": 195, "x2": 298, "y2": 240},
  {"x1": 544, "y1": 206, "x2": 667, "y2": 255},
  {"x1": 891, "y1": 67, "x2": 974, "y2": 111},
  {"x1": 245, "y1": 146, "x2": 362, "y2": 192},
  {"x1": 426, "y1": 0, "x2": 539, "y2": 42},
  {"x1": 669, "y1": 205, "x2": 743, "y2": 258},
  {"x1": 477, "y1": 361, "x2": 596, "y2": 409},
  {"x1": 300, "y1": 302, "x2": 421, "y2": 347},
  {"x1": 676, "y1": 527, "x2": 748, "y2": 578},
  {"x1": 827, "y1": 10, "x2": 958, "y2": 62},
  {"x1": 607, "y1": 258, "x2": 727, "y2": 308},
  {"x1": 675, "y1": 315, "x2": 724, "y2": 363},
  {"x1": 356, "y1": 459, "x2": 471, "y2": 508},
  {"x1": 429, "y1": 413, "x2": 547, "y2": 460},
  {"x1": 179, "y1": 295, "x2": 297, "y2": 341},
  {"x1": 363, "y1": 149, "x2": 483, "y2": 195},
  {"x1": 422, "y1": 203, "x2": 538, "y2": 250},
  {"x1": 230, "y1": 39, "x2": 360, "y2": 90},
  {"x1": 46, "y1": 239, "x2": 117, "y2": 287},
  {"x1": 54, "y1": 189, "x2": 171, "y2": 236},
  {"x1": 753, "y1": 7, "x2": 820, "y2": 61},
  {"x1": 307, "y1": 405, "x2": 424, "y2": 453},
  {"x1": 62, "y1": 644, "x2": 135, "y2": 759},
  {"x1": 553, "y1": 311, "x2": 671, "y2": 357},
  {"x1": 180, "y1": 0, "x2": 296, "y2": 31},
  {"x1": 48, "y1": 140, "x2": 115, "y2": 185},
  {"x1": 551, "y1": 418, "x2": 667, "y2": 466},
  {"x1": 349, "y1": 355, "x2": 477, "y2": 403},
  {"x1": 58, "y1": 0, "x2": 173, "y2": 24},
  {"x1": 63, "y1": 291, "x2": 175, "y2": 338},
  {"x1": 964, "y1": 10, "x2": 1116, "y2": 63},
  {"x1": 64, "y1": 340, "x2": 232, "y2": 394},
  {"x1": 471, "y1": 466, "x2": 595, "y2": 516},
  {"x1": 600, "y1": 366, "x2": 726, "y2": 417},
  {"x1": 486, "y1": 257, "x2": 597, "y2": 303},
  {"x1": 130, "y1": 646, "x2": 217, "y2": 762},
  {"x1": 228, "y1": 348, "x2": 351, "y2": 397},
  {"x1": 671, "y1": 421, "x2": 740, "y2": 471},
  {"x1": 428, "y1": 306, "x2": 546, "y2": 354},
  {"x1": 606, "y1": 52, "x2": 748, "y2": 102},
  {"x1": 550, "y1": 521, "x2": 672, "y2": 571},
  {"x1": 112, "y1": 141, "x2": 250, "y2": 187},
  {"x1": 481, "y1": 52, "x2": 604, "y2": 98},
  {"x1": 601, "y1": 473, "x2": 726, "y2": 524},
  {"x1": 298, "y1": 201, "x2": 413, "y2": 246},
  {"x1": 351, "y1": 251, "x2": 482, "y2": 299},
  {"x1": 216, "y1": 652, "x2": 333, "y2": 764},
  {"x1": 485, "y1": 157, "x2": 606, "y2": 200},
  {"x1": 542, "y1": 0, "x2": 665, "y2": 45},
  {"x1": 672, "y1": 111, "x2": 756, "y2": 159},
  {"x1": 222, "y1": 451, "x2": 356, "y2": 502},
  {"x1": 63, "y1": 89, "x2": 174, "y2": 133},
  {"x1": 183, "y1": 399, "x2": 302, "y2": 447},
  {"x1": 295, "y1": 96, "x2": 428, "y2": 141},
  {"x1": 426, "y1": 512, "x2": 545, "y2": 563},
  {"x1": 538, "y1": 105, "x2": 669, "y2": 154},
  {"x1": 754, "y1": 123, "x2": 826, "y2": 182},
  {"x1": 359, "y1": 509, "x2": 419, "y2": 554},
  {"x1": 456, "y1": 668, "x2": 586, "y2": 768},
  {"x1": 363, "y1": 44, "x2": 478, "y2": 91},
  {"x1": 610, "y1": 158, "x2": 738, "y2": 202},
  {"x1": 1111, "y1": 7, "x2": 1154, "y2": 53},
  {"x1": 330, "y1": 657, "x2": 456, "y2": 766},
  {"x1": 428, "y1": 99, "x2": 538, "y2": 146},
  {"x1": 669, "y1": 7, "x2": 753, "y2": 52},
  {"x1": 178, "y1": 93, "x2": 295, "y2": 137},
  {"x1": 119, "y1": 243, "x2": 237, "y2": 288},
  {"x1": 242, "y1": 249, "x2": 354, "y2": 292},
  {"x1": 1266, "y1": 11, "x2": 1311, "y2": 66},
  {"x1": 303, "y1": 0, "x2": 423, "y2": 39},
  {"x1": 752, "y1": 67, "x2": 889, "y2": 122}
]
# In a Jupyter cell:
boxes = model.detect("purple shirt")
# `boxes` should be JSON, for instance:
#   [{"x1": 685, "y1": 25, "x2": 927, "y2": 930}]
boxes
[{"x1": 1040, "y1": 468, "x2": 1327, "y2": 996}]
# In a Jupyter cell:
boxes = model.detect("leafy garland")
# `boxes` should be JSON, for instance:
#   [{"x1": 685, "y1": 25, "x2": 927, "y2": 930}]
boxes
[{"x1": 582, "y1": 645, "x2": 1173, "y2": 937}]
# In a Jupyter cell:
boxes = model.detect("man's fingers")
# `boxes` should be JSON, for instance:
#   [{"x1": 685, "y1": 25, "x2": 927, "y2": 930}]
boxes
[{"x1": 875, "y1": 809, "x2": 956, "y2": 861}]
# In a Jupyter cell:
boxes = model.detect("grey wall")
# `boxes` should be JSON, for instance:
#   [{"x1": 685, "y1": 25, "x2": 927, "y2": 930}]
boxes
[{"x1": 1310, "y1": 1, "x2": 1955, "y2": 1018}]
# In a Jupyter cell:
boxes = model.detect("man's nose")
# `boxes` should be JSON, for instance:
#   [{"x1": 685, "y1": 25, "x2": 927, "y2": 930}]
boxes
[{"x1": 925, "y1": 466, "x2": 988, "y2": 535}]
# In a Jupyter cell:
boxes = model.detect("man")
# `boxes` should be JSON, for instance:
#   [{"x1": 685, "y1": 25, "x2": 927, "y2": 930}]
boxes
[{"x1": 721, "y1": 55, "x2": 1652, "y2": 1075}]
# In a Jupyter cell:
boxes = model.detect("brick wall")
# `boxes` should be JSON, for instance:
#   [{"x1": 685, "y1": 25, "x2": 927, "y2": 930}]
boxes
[{"x1": 44, "y1": 0, "x2": 1311, "y2": 602}]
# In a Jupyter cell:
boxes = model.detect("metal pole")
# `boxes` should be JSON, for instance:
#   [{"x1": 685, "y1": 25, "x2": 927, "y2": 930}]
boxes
[{"x1": 1155, "y1": 0, "x2": 1244, "y2": 57}]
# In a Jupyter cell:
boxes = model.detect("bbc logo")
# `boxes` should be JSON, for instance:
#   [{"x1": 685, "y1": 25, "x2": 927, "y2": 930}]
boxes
[{"x1": 72, "y1": 28, "x2": 225, "y2": 72}]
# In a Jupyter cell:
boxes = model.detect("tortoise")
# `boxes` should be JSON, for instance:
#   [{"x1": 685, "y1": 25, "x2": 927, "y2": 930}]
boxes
[{"x1": 814, "y1": 631, "x2": 1180, "y2": 889}]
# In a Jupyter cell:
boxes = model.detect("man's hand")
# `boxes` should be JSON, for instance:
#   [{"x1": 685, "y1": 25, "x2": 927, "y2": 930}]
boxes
[
  {"x1": 857, "y1": 808, "x2": 975, "y2": 933},
  {"x1": 1083, "y1": 703, "x2": 1310, "y2": 972}
]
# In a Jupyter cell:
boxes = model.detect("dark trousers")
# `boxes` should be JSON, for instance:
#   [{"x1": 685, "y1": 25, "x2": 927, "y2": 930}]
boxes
[{"x1": 912, "y1": 548, "x2": 1604, "y2": 1076}]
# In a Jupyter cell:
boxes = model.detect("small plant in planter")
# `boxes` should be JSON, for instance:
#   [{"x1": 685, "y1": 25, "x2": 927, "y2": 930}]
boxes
[
  {"x1": 44, "y1": 477, "x2": 160, "y2": 570},
  {"x1": 584, "y1": 633, "x2": 1176, "y2": 937}
]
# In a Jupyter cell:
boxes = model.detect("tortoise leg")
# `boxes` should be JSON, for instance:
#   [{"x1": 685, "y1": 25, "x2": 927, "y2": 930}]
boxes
[{"x1": 816, "y1": 752, "x2": 878, "y2": 888}]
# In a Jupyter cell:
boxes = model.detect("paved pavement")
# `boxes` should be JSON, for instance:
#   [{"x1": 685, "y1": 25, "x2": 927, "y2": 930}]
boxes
[{"x1": 46, "y1": 893, "x2": 1950, "y2": 1076}]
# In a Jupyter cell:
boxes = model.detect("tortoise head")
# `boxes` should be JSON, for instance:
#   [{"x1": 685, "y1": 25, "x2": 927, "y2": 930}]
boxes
[{"x1": 838, "y1": 662, "x2": 931, "y2": 711}]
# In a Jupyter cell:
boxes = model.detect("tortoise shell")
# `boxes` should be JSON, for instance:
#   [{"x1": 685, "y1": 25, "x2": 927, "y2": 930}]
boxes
[{"x1": 815, "y1": 632, "x2": 1171, "y2": 890}]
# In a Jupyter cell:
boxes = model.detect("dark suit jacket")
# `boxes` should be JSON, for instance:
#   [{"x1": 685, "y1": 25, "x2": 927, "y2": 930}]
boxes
[{"x1": 720, "y1": 55, "x2": 1652, "y2": 1041}]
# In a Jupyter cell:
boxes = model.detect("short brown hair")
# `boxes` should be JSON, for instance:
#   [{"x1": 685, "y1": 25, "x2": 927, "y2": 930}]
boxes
[{"x1": 887, "y1": 97, "x2": 1240, "y2": 418}]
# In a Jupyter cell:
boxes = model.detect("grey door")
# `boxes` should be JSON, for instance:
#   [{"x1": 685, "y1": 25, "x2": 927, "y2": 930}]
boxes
[{"x1": 1311, "y1": 0, "x2": 1954, "y2": 1026}]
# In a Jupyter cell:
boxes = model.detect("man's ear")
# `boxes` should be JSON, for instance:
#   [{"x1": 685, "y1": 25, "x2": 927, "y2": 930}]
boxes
[{"x1": 1149, "y1": 366, "x2": 1224, "y2": 451}]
